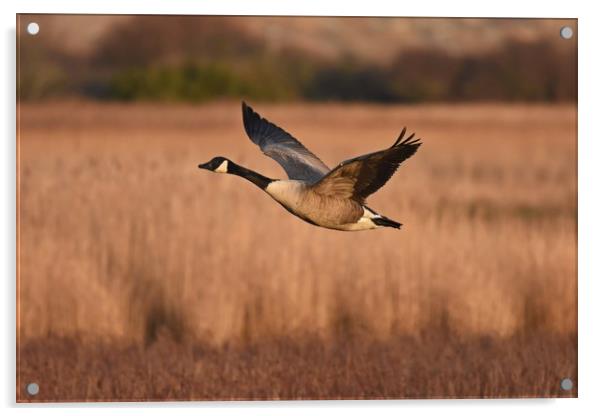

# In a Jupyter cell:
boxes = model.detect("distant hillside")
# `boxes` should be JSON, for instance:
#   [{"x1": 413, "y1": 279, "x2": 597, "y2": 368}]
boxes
[
  {"x1": 17, "y1": 15, "x2": 576, "y2": 103},
  {"x1": 22, "y1": 15, "x2": 575, "y2": 64},
  {"x1": 243, "y1": 17, "x2": 575, "y2": 64}
]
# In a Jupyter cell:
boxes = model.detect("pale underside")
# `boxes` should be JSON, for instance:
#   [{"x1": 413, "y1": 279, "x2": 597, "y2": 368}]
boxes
[{"x1": 265, "y1": 180, "x2": 381, "y2": 231}]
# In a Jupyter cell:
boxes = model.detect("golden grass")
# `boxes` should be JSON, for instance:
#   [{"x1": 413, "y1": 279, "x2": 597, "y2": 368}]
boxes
[{"x1": 17, "y1": 101, "x2": 577, "y2": 400}]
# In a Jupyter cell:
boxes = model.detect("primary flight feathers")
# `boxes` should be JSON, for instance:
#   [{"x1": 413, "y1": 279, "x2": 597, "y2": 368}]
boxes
[
  {"x1": 312, "y1": 128, "x2": 421, "y2": 204},
  {"x1": 198, "y1": 102, "x2": 422, "y2": 231},
  {"x1": 242, "y1": 102, "x2": 330, "y2": 183}
]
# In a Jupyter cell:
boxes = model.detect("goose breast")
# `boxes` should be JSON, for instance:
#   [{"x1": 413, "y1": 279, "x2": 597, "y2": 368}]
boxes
[{"x1": 265, "y1": 180, "x2": 363, "y2": 227}]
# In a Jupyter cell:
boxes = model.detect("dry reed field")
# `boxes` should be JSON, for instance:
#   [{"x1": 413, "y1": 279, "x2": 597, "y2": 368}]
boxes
[{"x1": 17, "y1": 101, "x2": 577, "y2": 401}]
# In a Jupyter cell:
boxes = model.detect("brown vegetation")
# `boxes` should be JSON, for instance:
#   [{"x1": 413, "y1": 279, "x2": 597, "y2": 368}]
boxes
[
  {"x1": 17, "y1": 102, "x2": 577, "y2": 401},
  {"x1": 18, "y1": 15, "x2": 576, "y2": 102}
]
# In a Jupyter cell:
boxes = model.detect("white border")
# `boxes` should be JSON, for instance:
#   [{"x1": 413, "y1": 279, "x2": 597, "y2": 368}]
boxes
[
  {"x1": 2, "y1": 1, "x2": 601, "y2": 415},
  {"x1": 5, "y1": 0, "x2": 583, "y2": 18}
]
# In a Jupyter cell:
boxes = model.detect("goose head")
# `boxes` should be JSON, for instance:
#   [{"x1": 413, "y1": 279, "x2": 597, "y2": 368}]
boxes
[{"x1": 198, "y1": 156, "x2": 230, "y2": 173}]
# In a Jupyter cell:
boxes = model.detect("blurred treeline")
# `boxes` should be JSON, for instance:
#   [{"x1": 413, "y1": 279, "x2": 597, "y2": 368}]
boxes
[{"x1": 18, "y1": 16, "x2": 577, "y2": 103}]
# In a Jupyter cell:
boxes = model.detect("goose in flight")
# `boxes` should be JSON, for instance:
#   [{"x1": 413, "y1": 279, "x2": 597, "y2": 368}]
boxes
[{"x1": 198, "y1": 102, "x2": 422, "y2": 231}]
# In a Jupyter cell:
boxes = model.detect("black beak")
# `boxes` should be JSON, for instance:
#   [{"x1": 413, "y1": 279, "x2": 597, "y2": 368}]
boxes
[{"x1": 198, "y1": 162, "x2": 210, "y2": 170}]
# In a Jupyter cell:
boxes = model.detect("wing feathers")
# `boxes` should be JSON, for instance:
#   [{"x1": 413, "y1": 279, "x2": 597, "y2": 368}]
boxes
[
  {"x1": 391, "y1": 127, "x2": 406, "y2": 147},
  {"x1": 242, "y1": 102, "x2": 330, "y2": 182},
  {"x1": 241, "y1": 103, "x2": 421, "y2": 201},
  {"x1": 312, "y1": 130, "x2": 421, "y2": 203}
]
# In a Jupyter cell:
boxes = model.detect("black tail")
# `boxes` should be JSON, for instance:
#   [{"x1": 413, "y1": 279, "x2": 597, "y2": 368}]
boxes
[{"x1": 372, "y1": 216, "x2": 402, "y2": 229}]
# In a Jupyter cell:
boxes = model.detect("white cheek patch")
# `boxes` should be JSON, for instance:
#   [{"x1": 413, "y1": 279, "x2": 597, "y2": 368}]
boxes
[{"x1": 215, "y1": 160, "x2": 228, "y2": 173}]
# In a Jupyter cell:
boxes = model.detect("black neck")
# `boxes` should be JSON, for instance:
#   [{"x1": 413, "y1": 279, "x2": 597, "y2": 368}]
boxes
[{"x1": 228, "y1": 162, "x2": 274, "y2": 190}]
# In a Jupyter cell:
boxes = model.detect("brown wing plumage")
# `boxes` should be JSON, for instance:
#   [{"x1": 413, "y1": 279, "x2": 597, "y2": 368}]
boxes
[{"x1": 311, "y1": 127, "x2": 421, "y2": 203}]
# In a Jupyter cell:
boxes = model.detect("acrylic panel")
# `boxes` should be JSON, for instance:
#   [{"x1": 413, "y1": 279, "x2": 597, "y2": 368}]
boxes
[{"x1": 16, "y1": 14, "x2": 577, "y2": 402}]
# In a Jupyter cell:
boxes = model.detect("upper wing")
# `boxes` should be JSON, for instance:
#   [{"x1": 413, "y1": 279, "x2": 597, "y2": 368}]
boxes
[
  {"x1": 242, "y1": 102, "x2": 330, "y2": 182},
  {"x1": 311, "y1": 127, "x2": 421, "y2": 203}
]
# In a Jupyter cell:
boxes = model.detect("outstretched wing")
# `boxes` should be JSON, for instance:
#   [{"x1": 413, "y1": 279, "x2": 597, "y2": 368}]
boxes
[
  {"x1": 312, "y1": 127, "x2": 421, "y2": 203},
  {"x1": 242, "y1": 102, "x2": 330, "y2": 182}
]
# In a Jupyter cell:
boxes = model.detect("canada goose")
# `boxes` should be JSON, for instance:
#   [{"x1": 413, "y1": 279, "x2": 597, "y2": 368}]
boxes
[{"x1": 198, "y1": 102, "x2": 422, "y2": 231}]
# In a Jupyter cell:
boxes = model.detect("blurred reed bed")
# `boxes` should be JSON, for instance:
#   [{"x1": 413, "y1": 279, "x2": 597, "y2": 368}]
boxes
[{"x1": 17, "y1": 101, "x2": 576, "y2": 347}]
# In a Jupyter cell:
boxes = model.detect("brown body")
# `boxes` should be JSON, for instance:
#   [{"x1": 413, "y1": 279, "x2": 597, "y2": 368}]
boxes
[{"x1": 265, "y1": 180, "x2": 376, "y2": 231}]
